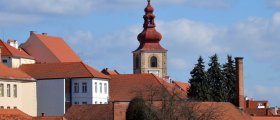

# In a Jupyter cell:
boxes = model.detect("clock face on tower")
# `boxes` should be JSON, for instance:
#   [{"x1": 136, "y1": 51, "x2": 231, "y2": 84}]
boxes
[{"x1": 148, "y1": 70, "x2": 159, "y2": 76}]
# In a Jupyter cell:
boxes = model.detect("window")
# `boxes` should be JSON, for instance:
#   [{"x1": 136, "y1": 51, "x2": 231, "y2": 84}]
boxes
[
  {"x1": 7, "y1": 106, "x2": 10, "y2": 109},
  {"x1": 100, "y1": 102, "x2": 102, "y2": 104},
  {"x1": 0, "y1": 84, "x2": 3, "y2": 97},
  {"x1": 82, "y1": 83, "x2": 87, "y2": 93},
  {"x1": 150, "y1": 56, "x2": 157, "y2": 67},
  {"x1": 82, "y1": 102, "x2": 87, "y2": 104},
  {"x1": 74, "y1": 101, "x2": 79, "y2": 105},
  {"x1": 95, "y1": 82, "x2": 97, "y2": 93},
  {"x1": 99, "y1": 83, "x2": 102, "y2": 93},
  {"x1": 95, "y1": 101, "x2": 97, "y2": 104},
  {"x1": 14, "y1": 106, "x2": 17, "y2": 109},
  {"x1": 0, "y1": 106, "x2": 3, "y2": 109},
  {"x1": 2, "y1": 59, "x2": 7, "y2": 63},
  {"x1": 13, "y1": 85, "x2": 17, "y2": 98},
  {"x1": 104, "y1": 83, "x2": 107, "y2": 94},
  {"x1": 7, "y1": 84, "x2": 10, "y2": 97},
  {"x1": 74, "y1": 83, "x2": 79, "y2": 93},
  {"x1": 135, "y1": 56, "x2": 139, "y2": 69}
]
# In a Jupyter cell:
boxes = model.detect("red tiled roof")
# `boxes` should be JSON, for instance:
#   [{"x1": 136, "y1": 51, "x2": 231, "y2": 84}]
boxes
[
  {"x1": 20, "y1": 33, "x2": 81, "y2": 63},
  {"x1": 0, "y1": 109, "x2": 32, "y2": 120},
  {"x1": 0, "y1": 63, "x2": 34, "y2": 80},
  {"x1": 109, "y1": 74, "x2": 186, "y2": 102},
  {"x1": 64, "y1": 105, "x2": 114, "y2": 120},
  {"x1": 172, "y1": 81, "x2": 190, "y2": 92},
  {"x1": 185, "y1": 102, "x2": 252, "y2": 120},
  {"x1": 0, "y1": 39, "x2": 34, "y2": 59},
  {"x1": 252, "y1": 116, "x2": 280, "y2": 120},
  {"x1": 65, "y1": 102, "x2": 252, "y2": 120},
  {"x1": 20, "y1": 62, "x2": 109, "y2": 79}
]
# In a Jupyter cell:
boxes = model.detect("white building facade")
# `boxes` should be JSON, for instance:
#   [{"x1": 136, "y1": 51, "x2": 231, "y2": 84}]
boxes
[
  {"x1": 72, "y1": 78, "x2": 109, "y2": 105},
  {"x1": 0, "y1": 79, "x2": 37, "y2": 116}
]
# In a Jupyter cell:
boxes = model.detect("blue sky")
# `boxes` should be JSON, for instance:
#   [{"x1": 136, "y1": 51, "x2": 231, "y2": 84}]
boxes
[{"x1": 0, "y1": 0, "x2": 280, "y2": 106}]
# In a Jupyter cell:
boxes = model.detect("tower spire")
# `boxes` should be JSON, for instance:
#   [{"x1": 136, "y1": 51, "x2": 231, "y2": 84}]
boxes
[
  {"x1": 136, "y1": 0, "x2": 164, "y2": 50},
  {"x1": 144, "y1": 0, "x2": 155, "y2": 28}
]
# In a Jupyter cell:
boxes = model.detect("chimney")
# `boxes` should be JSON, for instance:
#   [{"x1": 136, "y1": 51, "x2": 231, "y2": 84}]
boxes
[
  {"x1": 235, "y1": 57, "x2": 245, "y2": 109},
  {"x1": 41, "y1": 113, "x2": 45, "y2": 117},
  {"x1": 7, "y1": 40, "x2": 18, "y2": 49},
  {"x1": 42, "y1": 33, "x2": 48, "y2": 36},
  {"x1": 30, "y1": 31, "x2": 36, "y2": 36}
]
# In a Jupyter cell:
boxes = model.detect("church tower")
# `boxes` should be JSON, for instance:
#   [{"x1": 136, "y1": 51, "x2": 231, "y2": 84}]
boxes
[{"x1": 133, "y1": 0, "x2": 167, "y2": 79}]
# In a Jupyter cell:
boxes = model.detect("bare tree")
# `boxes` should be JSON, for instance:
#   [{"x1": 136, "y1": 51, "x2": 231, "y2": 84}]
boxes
[{"x1": 130, "y1": 81, "x2": 227, "y2": 120}]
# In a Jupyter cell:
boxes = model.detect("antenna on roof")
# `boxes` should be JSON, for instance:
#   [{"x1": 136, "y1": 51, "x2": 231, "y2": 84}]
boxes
[{"x1": 0, "y1": 29, "x2": 6, "y2": 41}]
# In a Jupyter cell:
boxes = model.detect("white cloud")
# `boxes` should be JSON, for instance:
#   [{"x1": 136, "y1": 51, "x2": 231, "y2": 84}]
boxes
[
  {"x1": 0, "y1": 12, "x2": 41, "y2": 26},
  {"x1": 63, "y1": 26, "x2": 141, "y2": 73},
  {"x1": 0, "y1": 0, "x2": 237, "y2": 26},
  {"x1": 157, "y1": 19, "x2": 227, "y2": 54},
  {"x1": 0, "y1": 0, "x2": 94, "y2": 15},
  {"x1": 185, "y1": 0, "x2": 237, "y2": 9},
  {"x1": 266, "y1": 0, "x2": 280, "y2": 9}
]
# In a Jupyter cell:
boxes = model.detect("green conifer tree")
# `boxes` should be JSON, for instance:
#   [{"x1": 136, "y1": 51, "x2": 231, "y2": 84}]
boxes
[
  {"x1": 188, "y1": 56, "x2": 209, "y2": 101},
  {"x1": 222, "y1": 55, "x2": 237, "y2": 104},
  {"x1": 207, "y1": 54, "x2": 227, "y2": 102}
]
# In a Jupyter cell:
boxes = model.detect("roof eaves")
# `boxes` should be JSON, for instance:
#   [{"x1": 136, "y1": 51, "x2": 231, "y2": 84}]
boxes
[
  {"x1": 80, "y1": 62, "x2": 95, "y2": 78},
  {"x1": 0, "y1": 77, "x2": 35, "y2": 81}
]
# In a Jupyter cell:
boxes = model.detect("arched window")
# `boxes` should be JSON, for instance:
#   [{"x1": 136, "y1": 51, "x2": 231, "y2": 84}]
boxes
[{"x1": 150, "y1": 56, "x2": 157, "y2": 67}]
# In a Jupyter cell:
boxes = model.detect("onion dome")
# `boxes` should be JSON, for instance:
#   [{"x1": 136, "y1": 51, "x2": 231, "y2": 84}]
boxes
[{"x1": 137, "y1": 0, "x2": 162, "y2": 44}]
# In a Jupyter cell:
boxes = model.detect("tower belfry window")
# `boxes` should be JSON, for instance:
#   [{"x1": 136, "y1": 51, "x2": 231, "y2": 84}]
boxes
[
  {"x1": 150, "y1": 56, "x2": 157, "y2": 67},
  {"x1": 135, "y1": 56, "x2": 139, "y2": 69}
]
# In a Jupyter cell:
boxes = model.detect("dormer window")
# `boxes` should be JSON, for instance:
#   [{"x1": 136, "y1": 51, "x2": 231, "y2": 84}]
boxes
[{"x1": 150, "y1": 56, "x2": 157, "y2": 67}]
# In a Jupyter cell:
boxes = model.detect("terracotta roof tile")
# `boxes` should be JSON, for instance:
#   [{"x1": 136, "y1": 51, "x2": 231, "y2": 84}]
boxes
[
  {"x1": 0, "y1": 63, "x2": 34, "y2": 80},
  {"x1": 172, "y1": 81, "x2": 190, "y2": 92},
  {"x1": 252, "y1": 116, "x2": 280, "y2": 120},
  {"x1": 109, "y1": 74, "x2": 186, "y2": 102},
  {"x1": 20, "y1": 62, "x2": 109, "y2": 79},
  {"x1": 20, "y1": 33, "x2": 81, "y2": 63},
  {"x1": 0, "y1": 109, "x2": 32, "y2": 120},
  {"x1": 0, "y1": 39, "x2": 34, "y2": 59},
  {"x1": 184, "y1": 102, "x2": 252, "y2": 120},
  {"x1": 245, "y1": 108, "x2": 273, "y2": 116},
  {"x1": 64, "y1": 105, "x2": 114, "y2": 120}
]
